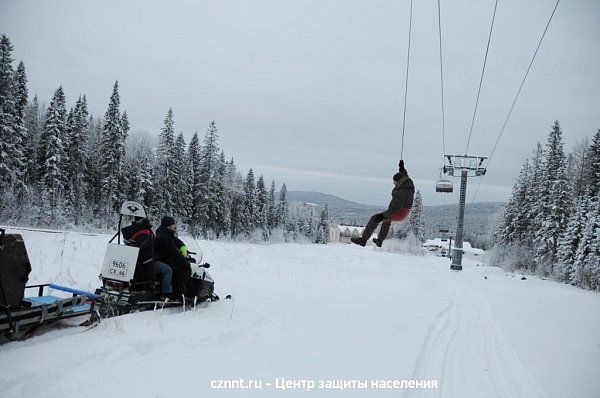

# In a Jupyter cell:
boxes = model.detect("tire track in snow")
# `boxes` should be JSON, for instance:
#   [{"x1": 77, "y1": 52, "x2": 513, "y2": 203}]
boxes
[
  {"x1": 466, "y1": 289, "x2": 547, "y2": 398},
  {"x1": 407, "y1": 285, "x2": 460, "y2": 397},
  {"x1": 406, "y1": 282, "x2": 547, "y2": 398}
]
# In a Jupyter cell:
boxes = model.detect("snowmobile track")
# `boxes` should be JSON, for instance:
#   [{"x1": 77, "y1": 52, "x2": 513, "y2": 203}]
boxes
[{"x1": 407, "y1": 284, "x2": 547, "y2": 398}]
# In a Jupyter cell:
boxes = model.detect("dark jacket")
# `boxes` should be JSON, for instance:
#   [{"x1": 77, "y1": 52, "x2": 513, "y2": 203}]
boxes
[
  {"x1": 382, "y1": 175, "x2": 415, "y2": 219},
  {"x1": 153, "y1": 226, "x2": 190, "y2": 271}
]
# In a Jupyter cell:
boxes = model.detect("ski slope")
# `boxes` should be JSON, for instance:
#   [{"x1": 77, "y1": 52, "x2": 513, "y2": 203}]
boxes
[{"x1": 1, "y1": 227, "x2": 599, "y2": 398}]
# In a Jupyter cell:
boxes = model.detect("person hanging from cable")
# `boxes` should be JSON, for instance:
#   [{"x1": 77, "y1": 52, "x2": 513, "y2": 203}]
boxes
[{"x1": 351, "y1": 160, "x2": 415, "y2": 247}]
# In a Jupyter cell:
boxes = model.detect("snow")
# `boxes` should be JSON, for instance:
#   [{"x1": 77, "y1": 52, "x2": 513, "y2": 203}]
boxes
[
  {"x1": 1, "y1": 227, "x2": 599, "y2": 398},
  {"x1": 425, "y1": 238, "x2": 485, "y2": 259}
]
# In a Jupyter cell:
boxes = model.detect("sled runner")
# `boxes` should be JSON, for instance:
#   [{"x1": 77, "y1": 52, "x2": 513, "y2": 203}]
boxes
[{"x1": 0, "y1": 229, "x2": 98, "y2": 341}]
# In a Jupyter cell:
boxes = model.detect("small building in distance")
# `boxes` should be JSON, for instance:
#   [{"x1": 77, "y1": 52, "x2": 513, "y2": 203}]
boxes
[{"x1": 328, "y1": 223, "x2": 379, "y2": 245}]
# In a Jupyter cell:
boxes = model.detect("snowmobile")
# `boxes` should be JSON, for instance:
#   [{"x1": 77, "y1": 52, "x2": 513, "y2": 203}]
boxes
[
  {"x1": 0, "y1": 228, "x2": 98, "y2": 341},
  {"x1": 94, "y1": 201, "x2": 218, "y2": 317}
]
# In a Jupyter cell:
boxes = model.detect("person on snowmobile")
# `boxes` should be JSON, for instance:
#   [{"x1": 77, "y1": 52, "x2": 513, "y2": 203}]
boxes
[
  {"x1": 153, "y1": 216, "x2": 191, "y2": 298},
  {"x1": 351, "y1": 160, "x2": 415, "y2": 247},
  {"x1": 122, "y1": 217, "x2": 173, "y2": 298}
]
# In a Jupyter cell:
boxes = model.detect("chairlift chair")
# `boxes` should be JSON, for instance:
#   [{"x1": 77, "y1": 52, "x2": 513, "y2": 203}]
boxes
[{"x1": 436, "y1": 179, "x2": 453, "y2": 193}]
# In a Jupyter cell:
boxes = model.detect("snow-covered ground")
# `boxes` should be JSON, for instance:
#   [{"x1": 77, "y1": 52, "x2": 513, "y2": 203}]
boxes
[{"x1": 1, "y1": 227, "x2": 599, "y2": 398}]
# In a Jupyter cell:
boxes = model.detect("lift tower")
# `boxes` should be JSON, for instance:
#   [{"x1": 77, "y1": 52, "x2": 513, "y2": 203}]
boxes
[{"x1": 443, "y1": 155, "x2": 487, "y2": 271}]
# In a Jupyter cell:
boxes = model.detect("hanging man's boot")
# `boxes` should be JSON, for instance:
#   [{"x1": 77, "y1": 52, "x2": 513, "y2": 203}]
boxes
[
  {"x1": 351, "y1": 236, "x2": 367, "y2": 247},
  {"x1": 372, "y1": 238, "x2": 383, "y2": 247}
]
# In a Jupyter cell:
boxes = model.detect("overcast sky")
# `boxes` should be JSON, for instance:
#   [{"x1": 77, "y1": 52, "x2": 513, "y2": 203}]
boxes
[{"x1": 1, "y1": 0, "x2": 599, "y2": 206}]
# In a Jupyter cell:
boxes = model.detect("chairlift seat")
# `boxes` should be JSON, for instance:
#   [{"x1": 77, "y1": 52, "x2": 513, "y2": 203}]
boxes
[{"x1": 436, "y1": 180, "x2": 453, "y2": 193}]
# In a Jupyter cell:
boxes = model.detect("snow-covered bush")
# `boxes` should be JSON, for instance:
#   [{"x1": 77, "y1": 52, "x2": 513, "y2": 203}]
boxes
[{"x1": 487, "y1": 243, "x2": 536, "y2": 272}]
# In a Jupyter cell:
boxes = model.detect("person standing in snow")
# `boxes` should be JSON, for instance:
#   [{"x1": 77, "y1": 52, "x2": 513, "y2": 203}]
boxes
[
  {"x1": 153, "y1": 216, "x2": 191, "y2": 298},
  {"x1": 351, "y1": 160, "x2": 415, "y2": 247}
]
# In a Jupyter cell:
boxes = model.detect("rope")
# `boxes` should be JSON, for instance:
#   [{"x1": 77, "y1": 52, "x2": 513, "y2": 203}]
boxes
[
  {"x1": 471, "y1": 0, "x2": 561, "y2": 202},
  {"x1": 437, "y1": 0, "x2": 446, "y2": 159},
  {"x1": 465, "y1": 0, "x2": 499, "y2": 155},
  {"x1": 400, "y1": 0, "x2": 414, "y2": 159}
]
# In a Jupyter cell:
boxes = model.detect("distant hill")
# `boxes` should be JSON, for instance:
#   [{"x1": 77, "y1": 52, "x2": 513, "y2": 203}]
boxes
[
  {"x1": 287, "y1": 191, "x2": 505, "y2": 248},
  {"x1": 287, "y1": 191, "x2": 374, "y2": 209}
]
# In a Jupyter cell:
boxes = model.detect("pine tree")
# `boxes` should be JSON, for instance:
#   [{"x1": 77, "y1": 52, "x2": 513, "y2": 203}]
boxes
[
  {"x1": 408, "y1": 191, "x2": 425, "y2": 243},
  {"x1": 556, "y1": 193, "x2": 589, "y2": 283},
  {"x1": 498, "y1": 160, "x2": 531, "y2": 244},
  {"x1": 571, "y1": 195, "x2": 600, "y2": 289},
  {"x1": 154, "y1": 108, "x2": 178, "y2": 217},
  {"x1": 23, "y1": 95, "x2": 42, "y2": 184},
  {"x1": 11, "y1": 61, "x2": 27, "y2": 187},
  {"x1": 116, "y1": 110, "x2": 130, "y2": 206},
  {"x1": 124, "y1": 131, "x2": 155, "y2": 210},
  {"x1": 85, "y1": 116, "x2": 104, "y2": 214},
  {"x1": 39, "y1": 86, "x2": 68, "y2": 221},
  {"x1": 100, "y1": 81, "x2": 124, "y2": 220},
  {"x1": 278, "y1": 183, "x2": 289, "y2": 228},
  {"x1": 243, "y1": 169, "x2": 257, "y2": 235},
  {"x1": 317, "y1": 203, "x2": 330, "y2": 244},
  {"x1": 193, "y1": 121, "x2": 221, "y2": 235},
  {"x1": 65, "y1": 96, "x2": 89, "y2": 224},
  {"x1": 534, "y1": 121, "x2": 571, "y2": 275},
  {"x1": 268, "y1": 180, "x2": 277, "y2": 229},
  {"x1": 584, "y1": 129, "x2": 600, "y2": 197},
  {"x1": 256, "y1": 175, "x2": 269, "y2": 240},
  {"x1": 571, "y1": 138, "x2": 590, "y2": 197},
  {"x1": 187, "y1": 131, "x2": 202, "y2": 234},
  {"x1": 525, "y1": 143, "x2": 545, "y2": 250},
  {"x1": 172, "y1": 132, "x2": 188, "y2": 220},
  {"x1": 214, "y1": 151, "x2": 231, "y2": 238},
  {"x1": 0, "y1": 35, "x2": 16, "y2": 191}
]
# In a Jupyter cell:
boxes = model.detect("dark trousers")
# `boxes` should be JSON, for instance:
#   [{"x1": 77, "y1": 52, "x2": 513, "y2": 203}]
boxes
[
  {"x1": 362, "y1": 213, "x2": 392, "y2": 241},
  {"x1": 170, "y1": 262, "x2": 191, "y2": 297},
  {"x1": 152, "y1": 260, "x2": 173, "y2": 295}
]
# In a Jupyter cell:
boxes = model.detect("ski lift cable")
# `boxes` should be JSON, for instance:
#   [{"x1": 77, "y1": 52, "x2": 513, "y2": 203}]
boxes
[
  {"x1": 437, "y1": 0, "x2": 446, "y2": 159},
  {"x1": 465, "y1": 0, "x2": 500, "y2": 155},
  {"x1": 400, "y1": 0, "x2": 414, "y2": 160},
  {"x1": 471, "y1": 0, "x2": 561, "y2": 203}
]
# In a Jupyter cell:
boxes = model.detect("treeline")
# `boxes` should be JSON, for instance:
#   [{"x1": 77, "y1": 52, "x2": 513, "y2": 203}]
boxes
[
  {"x1": 494, "y1": 121, "x2": 600, "y2": 291},
  {"x1": 0, "y1": 35, "x2": 329, "y2": 242}
]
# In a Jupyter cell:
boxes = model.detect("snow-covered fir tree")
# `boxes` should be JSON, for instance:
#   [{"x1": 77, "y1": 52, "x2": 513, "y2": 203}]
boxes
[
  {"x1": 186, "y1": 131, "x2": 202, "y2": 234},
  {"x1": 11, "y1": 61, "x2": 28, "y2": 188},
  {"x1": 316, "y1": 203, "x2": 330, "y2": 243},
  {"x1": 571, "y1": 195, "x2": 600, "y2": 290},
  {"x1": 256, "y1": 175, "x2": 269, "y2": 240},
  {"x1": 278, "y1": 183, "x2": 289, "y2": 228},
  {"x1": 116, "y1": 110, "x2": 130, "y2": 207},
  {"x1": 38, "y1": 86, "x2": 68, "y2": 223},
  {"x1": 213, "y1": 151, "x2": 231, "y2": 238},
  {"x1": 23, "y1": 95, "x2": 42, "y2": 185},
  {"x1": 584, "y1": 129, "x2": 600, "y2": 196},
  {"x1": 65, "y1": 96, "x2": 89, "y2": 224},
  {"x1": 154, "y1": 108, "x2": 178, "y2": 217},
  {"x1": 199, "y1": 121, "x2": 222, "y2": 235},
  {"x1": 172, "y1": 132, "x2": 188, "y2": 221},
  {"x1": 408, "y1": 191, "x2": 425, "y2": 243},
  {"x1": 0, "y1": 34, "x2": 16, "y2": 193},
  {"x1": 534, "y1": 121, "x2": 571, "y2": 275},
  {"x1": 100, "y1": 81, "x2": 125, "y2": 220},
  {"x1": 124, "y1": 131, "x2": 155, "y2": 210},
  {"x1": 242, "y1": 169, "x2": 257, "y2": 235},
  {"x1": 268, "y1": 180, "x2": 278, "y2": 230},
  {"x1": 556, "y1": 193, "x2": 590, "y2": 283},
  {"x1": 499, "y1": 160, "x2": 531, "y2": 245},
  {"x1": 85, "y1": 116, "x2": 104, "y2": 213}
]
